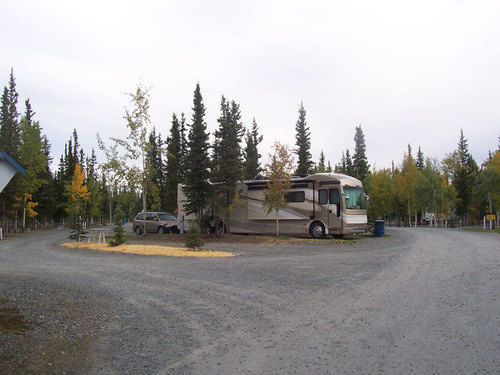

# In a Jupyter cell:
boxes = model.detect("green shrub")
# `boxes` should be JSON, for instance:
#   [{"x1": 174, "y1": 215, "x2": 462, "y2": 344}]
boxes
[
  {"x1": 109, "y1": 207, "x2": 126, "y2": 247},
  {"x1": 185, "y1": 225, "x2": 204, "y2": 250},
  {"x1": 69, "y1": 215, "x2": 86, "y2": 241}
]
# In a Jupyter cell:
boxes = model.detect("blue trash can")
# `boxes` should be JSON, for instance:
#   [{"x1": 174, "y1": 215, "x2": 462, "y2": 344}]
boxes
[{"x1": 374, "y1": 220, "x2": 385, "y2": 237}]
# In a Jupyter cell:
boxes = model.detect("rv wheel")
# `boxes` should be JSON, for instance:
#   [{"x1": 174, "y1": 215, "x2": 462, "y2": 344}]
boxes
[
  {"x1": 134, "y1": 226, "x2": 143, "y2": 235},
  {"x1": 216, "y1": 222, "x2": 227, "y2": 234},
  {"x1": 310, "y1": 222, "x2": 325, "y2": 239}
]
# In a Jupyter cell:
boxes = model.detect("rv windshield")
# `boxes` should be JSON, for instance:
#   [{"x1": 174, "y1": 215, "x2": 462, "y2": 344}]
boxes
[{"x1": 343, "y1": 186, "x2": 366, "y2": 210}]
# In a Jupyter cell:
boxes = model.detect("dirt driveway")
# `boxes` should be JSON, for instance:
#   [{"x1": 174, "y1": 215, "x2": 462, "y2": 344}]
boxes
[{"x1": 0, "y1": 228, "x2": 498, "y2": 374}]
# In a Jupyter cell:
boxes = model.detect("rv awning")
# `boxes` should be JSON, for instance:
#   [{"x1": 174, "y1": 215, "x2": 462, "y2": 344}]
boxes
[{"x1": 0, "y1": 150, "x2": 26, "y2": 194}]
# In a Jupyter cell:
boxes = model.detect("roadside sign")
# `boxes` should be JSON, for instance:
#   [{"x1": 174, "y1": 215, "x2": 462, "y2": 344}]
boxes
[{"x1": 486, "y1": 215, "x2": 496, "y2": 221}]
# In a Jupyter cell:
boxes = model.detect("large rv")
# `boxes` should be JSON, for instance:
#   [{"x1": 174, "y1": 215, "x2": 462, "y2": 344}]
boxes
[{"x1": 177, "y1": 173, "x2": 368, "y2": 238}]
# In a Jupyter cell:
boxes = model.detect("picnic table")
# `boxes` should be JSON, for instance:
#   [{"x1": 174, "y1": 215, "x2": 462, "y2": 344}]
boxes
[{"x1": 78, "y1": 228, "x2": 109, "y2": 243}]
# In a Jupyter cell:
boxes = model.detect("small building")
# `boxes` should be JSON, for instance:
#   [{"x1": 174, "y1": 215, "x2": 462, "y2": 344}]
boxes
[{"x1": 0, "y1": 150, "x2": 26, "y2": 193}]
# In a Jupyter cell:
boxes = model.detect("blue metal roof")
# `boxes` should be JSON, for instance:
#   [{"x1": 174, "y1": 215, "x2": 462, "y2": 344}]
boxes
[{"x1": 0, "y1": 150, "x2": 26, "y2": 175}]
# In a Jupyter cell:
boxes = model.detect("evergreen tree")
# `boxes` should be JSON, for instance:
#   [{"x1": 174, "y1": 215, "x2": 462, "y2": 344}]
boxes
[
  {"x1": 352, "y1": 125, "x2": 369, "y2": 182},
  {"x1": 416, "y1": 146, "x2": 424, "y2": 170},
  {"x1": 294, "y1": 102, "x2": 313, "y2": 176},
  {"x1": 453, "y1": 129, "x2": 478, "y2": 223},
  {"x1": 0, "y1": 70, "x2": 22, "y2": 233},
  {"x1": 179, "y1": 112, "x2": 188, "y2": 179},
  {"x1": 182, "y1": 83, "x2": 211, "y2": 224},
  {"x1": 18, "y1": 100, "x2": 49, "y2": 228},
  {"x1": 315, "y1": 150, "x2": 326, "y2": 173},
  {"x1": 164, "y1": 113, "x2": 183, "y2": 212},
  {"x1": 146, "y1": 128, "x2": 162, "y2": 210},
  {"x1": 0, "y1": 69, "x2": 20, "y2": 156},
  {"x1": 212, "y1": 96, "x2": 245, "y2": 229},
  {"x1": 345, "y1": 149, "x2": 354, "y2": 176},
  {"x1": 242, "y1": 118, "x2": 263, "y2": 179}
]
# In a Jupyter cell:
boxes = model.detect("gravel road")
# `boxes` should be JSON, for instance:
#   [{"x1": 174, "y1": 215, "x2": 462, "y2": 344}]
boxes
[{"x1": 0, "y1": 228, "x2": 498, "y2": 374}]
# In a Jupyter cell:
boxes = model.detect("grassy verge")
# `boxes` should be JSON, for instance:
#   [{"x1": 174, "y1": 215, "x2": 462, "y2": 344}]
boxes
[{"x1": 60, "y1": 242, "x2": 234, "y2": 257}]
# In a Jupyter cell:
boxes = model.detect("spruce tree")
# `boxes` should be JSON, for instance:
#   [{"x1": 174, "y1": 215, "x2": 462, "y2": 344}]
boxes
[
  {"x1": 211, "y1": 96, "x2": 245, "y2": 227},
  {"x1": 146, "y1": 128, "x2": 162, "y2": 210},
  {"x1": 454, "y1": 128, "x2": 478, "y2": 223},
  {"x1": 242, "y1": 118, "x2": 263, "y2": 179},
  {"x1": 179, "y1": 112, "x2": 187, "y2": 178},
  {"x1": 352, "y1": 125, "x2": 370, "y2": 182},
  {"x1": 164, "y1": 113, "x2": 183, "y2": 212},
  {"x1": 0, "y1": 70, "x2": 22, "y2": 233},
  {"x1": 18, "y1": 100, "x2": 49, "y2": 228},
  {"x1": 316, "y1": 150, "x2": 326, "y2": 173},
  {"x1": 0, "y1": 69, "x2": 20, "y2": 156},
  {"x1": 416, "y1": 146, "x2": 424, "y2": 170},
  {"x1": 345, "y1": 149, "x2": 354, "y2": 176},
  {"x1": 182, "y1": 83, "x2": 211, "y2": 224},
  {"x1": 294, "y1": 102, "x2": 313, "y2": 176},
  {"x1": 335, "y1": 151, "x2": 346, "y2": 174},
  {"x1": 326, "y1": 161, "x2": 333, "y2": 173}
]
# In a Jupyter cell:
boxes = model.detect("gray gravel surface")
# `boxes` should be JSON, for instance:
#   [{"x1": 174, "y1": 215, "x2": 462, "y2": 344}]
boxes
[{"x1": 0, "y1": 228, "x2": 498, "y2": 374}]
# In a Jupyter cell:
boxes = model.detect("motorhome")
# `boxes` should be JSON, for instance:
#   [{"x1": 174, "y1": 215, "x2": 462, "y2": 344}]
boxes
[{"x1": 177, "y1": 173, "x2": 368, "y2": 238}]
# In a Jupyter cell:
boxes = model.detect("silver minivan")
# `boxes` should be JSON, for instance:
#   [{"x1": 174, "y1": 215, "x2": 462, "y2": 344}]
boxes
[{"x1": 132, "y1": 212, "x2": 178, "y2": 235}]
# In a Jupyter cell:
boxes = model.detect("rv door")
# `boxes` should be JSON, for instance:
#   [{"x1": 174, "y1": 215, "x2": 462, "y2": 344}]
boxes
[{"x1": 328, "y1": 188, "x2": 342, "y2": 231}]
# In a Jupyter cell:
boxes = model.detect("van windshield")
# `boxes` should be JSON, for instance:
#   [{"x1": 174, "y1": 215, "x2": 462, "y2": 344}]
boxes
[
  {"x1": 343, "y1": 186, "x2": 366, "y2": 210},
  {"x1": 158, "y1": 214, "x2": 176, "y2": 221}
]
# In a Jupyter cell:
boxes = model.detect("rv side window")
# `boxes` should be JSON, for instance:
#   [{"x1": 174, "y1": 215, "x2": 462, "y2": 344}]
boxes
[
  {"x1": 318, "y1": 189, "x2": 328, "y2": 205},
  {"x1": 285, "y1": 191, "x2": 305, "y2": 203},
  {"x1": 329, "y1": 189, "x2": 340, "y2": 204},
  {"x1": 136, "y1": 213, "x2": 144, "y2": 220}
]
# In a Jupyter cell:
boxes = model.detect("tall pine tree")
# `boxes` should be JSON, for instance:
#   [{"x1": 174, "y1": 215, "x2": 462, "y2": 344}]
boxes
[
  {"x1": 0, "y1": 69, "x2": 20, "y2": 156},
  {"x1": 345, "y1": 149, "x2": 353, "y2": 176},
  {"x1": 453, "y1": 128, "x2": 478, "y2": 223},
  {"x1": 352, "y1": 125, "x2": 369, "y2": 182},
  {"x1": 182, "y1": 83, "x2": 211, "y2": 224},
  {"x1": 416, "y1": 146, "x2": 424, "y2": 170},
  {"x1": 294, "y1": 102, "x2": 313, "y2": 176},
  {"x1": 315, "y1": 150, "x2": 326, "y2": 173},
  {"x1": 146, "y1": 128, "x2": 162, "y2": 210},
  {"x1": 164, "y1": 113, "x2": 183, "y2": 212},
  {"x1": 212, "y1": 96, "x2": 245, "y2": 228},
  {"x1": 242, "y1": 118, "x2": 263, "y2": 179}
]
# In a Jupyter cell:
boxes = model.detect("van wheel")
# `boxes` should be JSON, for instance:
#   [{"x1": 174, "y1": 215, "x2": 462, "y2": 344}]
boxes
[
  {"x1": 134, "y1": 226, "x2": 143, "y2": 235},
  {"x1": 158, "y1": 226, "x2": 168, "y2": 234},
  {"x1": 310, "y1": 222, "x2": 325, "y2": 239}
]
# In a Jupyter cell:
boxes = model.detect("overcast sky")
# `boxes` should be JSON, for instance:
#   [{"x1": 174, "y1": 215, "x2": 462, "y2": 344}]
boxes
[{"x1": 1, "y1": 0, "x2": 499, "y2": 170}]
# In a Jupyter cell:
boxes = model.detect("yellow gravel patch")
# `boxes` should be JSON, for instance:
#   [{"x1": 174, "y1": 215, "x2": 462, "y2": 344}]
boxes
[{"x1": 60, "y1": 242, "x2": 234, "y2": 257}]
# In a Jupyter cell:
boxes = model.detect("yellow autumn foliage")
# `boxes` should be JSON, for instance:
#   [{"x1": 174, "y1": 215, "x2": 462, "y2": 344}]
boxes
[{"x1": 67, "y1": 163, "x2": 90, "y2": 202}]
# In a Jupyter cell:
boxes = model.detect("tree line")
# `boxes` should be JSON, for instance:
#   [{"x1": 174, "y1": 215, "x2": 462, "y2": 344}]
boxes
[{"x1": 0, "y1": 69, "x2": 498, "y2": 234}]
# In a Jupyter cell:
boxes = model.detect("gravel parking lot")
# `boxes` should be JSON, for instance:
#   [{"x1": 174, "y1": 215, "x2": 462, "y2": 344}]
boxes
[{"x1": 0, "y1": 228, "x2": 498, "y2": 374}]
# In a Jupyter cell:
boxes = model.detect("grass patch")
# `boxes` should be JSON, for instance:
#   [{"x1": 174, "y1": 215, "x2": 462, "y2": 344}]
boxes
[
  {"x1": 464, "y1": 227, "x2": 500, "y2": 234},
  {"x1": 60, "y1": 242, "x2": 234, "y2": 257}
]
